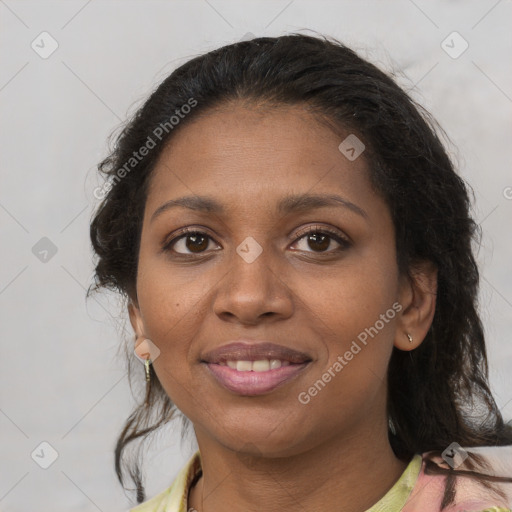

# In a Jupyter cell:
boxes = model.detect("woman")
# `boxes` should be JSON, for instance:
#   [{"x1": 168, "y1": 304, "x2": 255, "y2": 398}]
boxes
[{"x1": 89, "y1": 33, "x2": 512, "y2": 512}]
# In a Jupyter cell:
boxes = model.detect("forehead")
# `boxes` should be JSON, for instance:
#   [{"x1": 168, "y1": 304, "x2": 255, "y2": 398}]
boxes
[{"x1": 145, "y1": 103, "x2": 377, "y2": 217}]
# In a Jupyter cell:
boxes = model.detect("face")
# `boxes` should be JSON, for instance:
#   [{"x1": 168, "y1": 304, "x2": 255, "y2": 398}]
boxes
[{"x1": 130, "y1": 103, "x2": 421, "y2": 456}]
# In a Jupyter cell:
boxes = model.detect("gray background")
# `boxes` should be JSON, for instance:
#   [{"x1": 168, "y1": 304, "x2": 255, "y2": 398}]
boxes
[{"x1": 1, "y1": 1, "x2": 511, "y2": 511}]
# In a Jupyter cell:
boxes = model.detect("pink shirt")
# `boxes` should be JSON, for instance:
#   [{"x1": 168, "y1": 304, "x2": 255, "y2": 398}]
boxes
[{"x1": 402, "y1": 445, "x2": 512, "y2": 511}]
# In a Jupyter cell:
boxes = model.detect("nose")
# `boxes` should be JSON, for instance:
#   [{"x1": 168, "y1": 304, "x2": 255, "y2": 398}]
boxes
[{"x1": 212, "y1": 241, "x2": 294, "y2": 325}]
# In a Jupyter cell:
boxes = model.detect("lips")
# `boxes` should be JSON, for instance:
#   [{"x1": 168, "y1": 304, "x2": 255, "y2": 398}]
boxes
[
  {"x1": 204, "y1": 361, "x2": 310, "y2": 396},
  {"x1": 201, "y1": 341, "x2": 312, "y2": 364}
]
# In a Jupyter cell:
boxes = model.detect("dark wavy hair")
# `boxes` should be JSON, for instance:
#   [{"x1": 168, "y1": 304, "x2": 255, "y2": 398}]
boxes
[{"x1": 88, "y1": 33, "x2": 512, "y2": 508}]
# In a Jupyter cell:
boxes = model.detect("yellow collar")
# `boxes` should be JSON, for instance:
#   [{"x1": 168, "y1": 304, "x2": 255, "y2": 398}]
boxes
[{"x1": 130, "y1": 450, "x2": 422, "y2": 512}]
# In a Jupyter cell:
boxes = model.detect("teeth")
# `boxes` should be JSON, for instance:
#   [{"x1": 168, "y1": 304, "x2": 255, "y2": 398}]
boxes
[
  {"x1": 252, "y1": 360, "x2": 269, "y2": 372},
  {"x1": 219, "y1": 359, "x2": 291, "y2": 371},
  {"x1": 236, "y1": 360, "x2": 252, "y2": 372}
]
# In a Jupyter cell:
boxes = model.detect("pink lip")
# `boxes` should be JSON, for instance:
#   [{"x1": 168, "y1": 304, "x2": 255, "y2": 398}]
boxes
[{"x1": 203, "y1": 361, "x2": 310, "y2": 396}]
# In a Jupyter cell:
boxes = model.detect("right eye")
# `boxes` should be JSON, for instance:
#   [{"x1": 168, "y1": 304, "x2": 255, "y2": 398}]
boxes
[{"x1": 162, "y1": 229, "x2": 220, "y2": 255}]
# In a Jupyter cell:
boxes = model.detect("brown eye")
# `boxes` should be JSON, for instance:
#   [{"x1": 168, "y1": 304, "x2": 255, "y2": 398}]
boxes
[
  {"x1": 292, "y1": 227, "x2": 350, "y2": 254},
  {"x1": 164, "y1": 230, "x2": 218, "y2": 255},
  {"x1": 304, "y1": 233, "x2": 331, "y2": 252},
  {"x1": 182, "y1": 233, "x2": 209, "y2": 253}
]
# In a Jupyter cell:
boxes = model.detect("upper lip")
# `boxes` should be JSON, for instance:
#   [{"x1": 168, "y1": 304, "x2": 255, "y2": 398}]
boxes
[{"x1": 201, "y1": 341, "x2": 312, "y2": 364}]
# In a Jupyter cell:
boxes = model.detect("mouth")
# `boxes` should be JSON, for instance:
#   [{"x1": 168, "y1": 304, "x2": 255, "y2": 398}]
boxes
[
  {"x1": 200, "y1": 340, "x2": 313, "y2": 396},
  {"x1": 202, "y1": 360, "x2": 312, "y2": 396}
]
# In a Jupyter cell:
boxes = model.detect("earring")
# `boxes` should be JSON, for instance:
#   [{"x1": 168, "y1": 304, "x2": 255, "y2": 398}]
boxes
[
  {"x1": 407, "y1": 333, "x2": 413, "y2": 343},
  {"x1": 135, "y1": 336, "x2": 153, "y2": 407},
  {"x1": 388, "y1": 416, "x2": 397, "y2": 435},
  {"x1": 143, "y1": 357, "x2": 152, "y2": 407},
  {"x1": 145, "y1": 357, "x2": 152, "y2": 381}
]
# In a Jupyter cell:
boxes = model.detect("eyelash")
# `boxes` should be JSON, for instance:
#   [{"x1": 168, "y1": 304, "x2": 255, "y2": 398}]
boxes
[{"x1": 162, "y1": 225, "x2": 351, "y2": 257}]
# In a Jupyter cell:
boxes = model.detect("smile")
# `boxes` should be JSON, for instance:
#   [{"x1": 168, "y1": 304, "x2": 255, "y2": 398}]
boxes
[{"x1": 203, "y1": 361, "x2": 311, "y2": 396}]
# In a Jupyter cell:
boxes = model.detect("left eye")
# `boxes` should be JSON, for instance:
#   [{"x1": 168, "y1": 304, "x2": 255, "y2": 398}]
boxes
[{"x1": 291, "y1": 228, "x2": 350, "y2": 253}]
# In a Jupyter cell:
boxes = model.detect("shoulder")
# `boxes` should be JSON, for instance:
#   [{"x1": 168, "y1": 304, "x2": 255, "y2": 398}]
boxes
[
  {"x1": 402, "y1": 445, "x2": 512, "y2": 512},
  {"x1": 129, "y1": 450, "x2": 202, "y2": 512}
]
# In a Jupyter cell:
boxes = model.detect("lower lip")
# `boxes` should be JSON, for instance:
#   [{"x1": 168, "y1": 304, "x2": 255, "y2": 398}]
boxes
[{"x1": 203, "y1": 362, "x2": 310, "y2": 396}]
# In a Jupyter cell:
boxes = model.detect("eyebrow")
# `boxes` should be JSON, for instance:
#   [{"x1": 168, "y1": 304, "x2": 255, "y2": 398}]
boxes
[{"x1": 150, "y1": 193, "x2": 369, "y2": 223}]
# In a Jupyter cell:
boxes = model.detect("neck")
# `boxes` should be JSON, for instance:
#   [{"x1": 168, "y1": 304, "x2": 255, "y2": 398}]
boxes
[{"x1": 188, "y1": 424, "x2": 409, "y2": 512}]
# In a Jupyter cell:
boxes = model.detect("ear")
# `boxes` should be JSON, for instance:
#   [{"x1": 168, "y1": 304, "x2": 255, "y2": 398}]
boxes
[
  {"x1": 128, "y1": 300, "x2": 145, "y2": 339},
  {"x1": 128, "y1": 301, "x2": 159, "y2": 361},
  {"x1": 128, "y1": 300, "x2": 153, "y2": 360},
  {"x1": 395, "y1": 259, "x2": 438, "y2": 351}
]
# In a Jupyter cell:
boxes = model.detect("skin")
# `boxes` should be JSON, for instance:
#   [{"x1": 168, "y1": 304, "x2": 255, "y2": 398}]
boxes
[{"x1": 129, "y1": 102, "x2": 438, "y2": 512}]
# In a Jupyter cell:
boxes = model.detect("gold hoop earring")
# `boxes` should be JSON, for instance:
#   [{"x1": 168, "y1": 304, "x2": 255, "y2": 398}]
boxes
[{"x1": 407, "y1": 333, "x2": 413, "y2": 343}]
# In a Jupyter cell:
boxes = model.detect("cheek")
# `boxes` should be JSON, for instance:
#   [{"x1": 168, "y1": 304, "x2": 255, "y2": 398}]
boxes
[
  {"x1": 304, "y1": 250, "x2": 399, "y2": 373},
  {"x1": 307, "y1": 245, "x2": 398, "y2": 322},
  {"x1": 294, "y1": 272, "x2": 397, "y2": 431},
  {"x1": 135, "y1": 256, "x2": 208, "y2": 366},
  {"x1": 137, "y1": 242, "x2": 213, "y2": 326}
]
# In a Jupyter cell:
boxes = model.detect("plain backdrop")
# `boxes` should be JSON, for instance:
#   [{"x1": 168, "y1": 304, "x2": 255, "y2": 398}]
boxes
[{"x1": 1, "y1": 1, "x2": 511, "y2": 511}]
